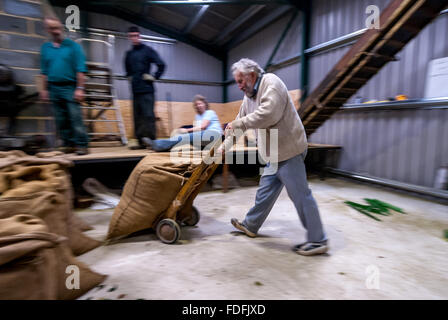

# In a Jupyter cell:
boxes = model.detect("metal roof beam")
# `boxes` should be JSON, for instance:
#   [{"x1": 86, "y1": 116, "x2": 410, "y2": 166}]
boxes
[
  {"x1": 214, "y1": 5, "x2": 265, "y2": 45},
  {"x1": 285, "y1": 0, "x2": 308, "y2": 11},
  {"x1": 116, "y1": 9, "x2": 224, "y2": 59},
  {"x1": 71, "y1": 3, "x2": 226, "y2": 60},
  {"x1": 91, "y1": 1, "x2": 290, "y2": 5},
  {"x1": 224, "y1": 5, "x2": 292, "y2": 49},
  {"x1": 183, "y1": 5, "x2": 210, "y2": 34}
]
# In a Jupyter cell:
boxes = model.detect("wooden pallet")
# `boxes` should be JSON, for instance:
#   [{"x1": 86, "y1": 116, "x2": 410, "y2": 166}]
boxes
[{"x1": 299, "y1": 0, "x2": 448, "y2": 136}]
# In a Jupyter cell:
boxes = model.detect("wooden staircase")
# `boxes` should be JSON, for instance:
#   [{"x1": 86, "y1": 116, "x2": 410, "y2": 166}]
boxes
[{"x1": 299, "y1": 0, "x2": 448, "y2": 136}]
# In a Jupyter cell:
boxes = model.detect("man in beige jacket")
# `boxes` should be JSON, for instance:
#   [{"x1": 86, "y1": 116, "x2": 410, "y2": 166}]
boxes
[{"x1": 225, "y1": 58, "x2": 328, "y2": 256}]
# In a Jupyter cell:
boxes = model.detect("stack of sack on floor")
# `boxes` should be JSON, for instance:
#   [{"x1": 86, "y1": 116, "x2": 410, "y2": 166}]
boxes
[
  {"x1": 107, "y1": 152, "x2": 200, "y2": 241},
  {"x1": 0, "y1": 151, "x2": 106, "y2": 300}
]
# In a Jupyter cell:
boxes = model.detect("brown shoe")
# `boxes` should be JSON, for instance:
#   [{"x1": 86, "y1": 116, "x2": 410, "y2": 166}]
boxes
[
  {"x1": 231, "y1": 218, "x2": 257, "y2": 238},
  {"x1": 75, "y1": 148, "x2": 89, "y2": 156}
]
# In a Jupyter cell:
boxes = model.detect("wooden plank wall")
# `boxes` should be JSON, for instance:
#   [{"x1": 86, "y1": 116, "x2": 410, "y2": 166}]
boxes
[{"x1": 91, "y1": 89, "x2": 301, "y2": 139}]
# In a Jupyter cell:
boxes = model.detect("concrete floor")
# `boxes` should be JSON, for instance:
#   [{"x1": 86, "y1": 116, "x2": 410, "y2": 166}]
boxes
[{"x1": 76, "y1": 177, "x2": 448, "y2": 300}]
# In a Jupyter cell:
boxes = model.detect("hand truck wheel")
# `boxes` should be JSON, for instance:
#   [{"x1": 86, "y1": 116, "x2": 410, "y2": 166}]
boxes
[
  {"x1": 156, "y1": 219, "x2": 181, "y2": 244},
  {"x1": 183, "y1": 206, "x2": 200, "y2": 227}
]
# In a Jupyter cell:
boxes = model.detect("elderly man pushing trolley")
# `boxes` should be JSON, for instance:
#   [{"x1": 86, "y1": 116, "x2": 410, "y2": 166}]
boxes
[{"x1": 222, "y1": 58, "x2": 328, "y2": 256}]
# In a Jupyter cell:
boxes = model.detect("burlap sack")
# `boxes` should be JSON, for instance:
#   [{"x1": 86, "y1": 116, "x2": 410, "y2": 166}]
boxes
[
  {"x1": 0, "y1": 214, "x2": 107, "y2": 300},
  {"x1": 0, "y1": 192, "x2": 69, "y2": 236},
  {"x1": 0, "y1": 191, "x2": 101, "y2": 256},
  {"x1": 54, "y1": 243, "x2": 107, "y2": 300},
  {"x1": 68, "y1": 212, "x2": 94, "y2": 232},
  {"x1": 107, "y1": 153, "x2": 198, "y2": 240},
  {"x1": 35, "y1": 151, "x2": 65, "y2": 158},
  {"x1": 0, "y1": 150, "x2": 98, "y2": 255},
  {"x1": 67, "y1": 221, "x2": 102, "y2": 256},
  {"x1": 61, "y1": 169, "x2": 94, "y2": 232},
  {"x1": 0, "y1": 164, "x2": 69, "y2": 197},
  {"x1": 55, "y1": 175, "x2": 99, "y2": 255},
  {"x1": 0, "y1": 150, "x2": 72, "y2": 169},
  {"x1": 0, "y1": 214, "x2": 62, "y2": 300}
]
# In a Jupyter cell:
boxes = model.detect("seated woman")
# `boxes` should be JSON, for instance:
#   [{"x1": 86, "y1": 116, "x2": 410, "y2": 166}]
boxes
[{"x1": 142, "y1": 94, "x2": 223, "y2": 152}]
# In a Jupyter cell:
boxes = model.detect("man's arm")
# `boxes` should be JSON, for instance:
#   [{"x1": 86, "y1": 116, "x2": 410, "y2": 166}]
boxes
[
  {"x1": 74, "y1": 72, "x2": 85, "y2": 102},
  {"x1": 76, "y1": 72, "x2": 85, "y2": 87},
  {"x1": 148, "y1": 47, "x2": 165, "y2": 79},
  {"x1": 234, "y1": 101, "x2": 247, "y2": 121},
  {"x1": 73, "y1": 43, "x2": 87, "y2": 102},
  {"x1": 231, "y1": 86, "x2": 287, "y2": 131},
  {"x1": 124, "y1": 51, "x2": 131, "y2": 77},
  {"x1": 221, "y1": 100, "x2": 247, "y2": 153}
]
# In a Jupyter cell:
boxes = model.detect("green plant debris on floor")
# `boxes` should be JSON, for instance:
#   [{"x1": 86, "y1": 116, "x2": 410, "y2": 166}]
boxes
[
  {"x1": 444, "y1": 230, "x2": 448, "y2": 241},
  {"x1": 344, "y1": 199, "x2": 406, "y2": 221}
]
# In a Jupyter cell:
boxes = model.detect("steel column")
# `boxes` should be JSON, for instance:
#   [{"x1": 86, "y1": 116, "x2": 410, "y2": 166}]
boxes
[{"x1": 300, "y1": 3, "x2": 310, "y2": 103}]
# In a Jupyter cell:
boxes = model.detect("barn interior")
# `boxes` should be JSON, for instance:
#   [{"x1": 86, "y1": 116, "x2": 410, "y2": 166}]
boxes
[{"x1": 0, "y1": 0, "x2": 447, "y2": 301}]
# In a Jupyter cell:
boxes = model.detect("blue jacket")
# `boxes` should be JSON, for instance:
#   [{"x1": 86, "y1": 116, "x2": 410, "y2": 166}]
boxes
[{"x1": 124, "y1": 43, "x2": 165, "y2": 94}]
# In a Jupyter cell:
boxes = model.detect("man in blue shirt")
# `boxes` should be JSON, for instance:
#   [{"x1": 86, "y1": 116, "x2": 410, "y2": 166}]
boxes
[
  {"x1": 125, "y1": 26, "x2": 166, "y2": 150},
  {"x1": 40, "y1": 16, "x2": 89, "y2": 155},
  {"x1": 143, "y1": 95, "x2": 222, "y2": 152}
]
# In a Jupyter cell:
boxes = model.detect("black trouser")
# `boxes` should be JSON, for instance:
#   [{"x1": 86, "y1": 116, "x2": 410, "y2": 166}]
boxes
[{"x1": 132, "y1": 92, "x2": 156, "y2": 144}]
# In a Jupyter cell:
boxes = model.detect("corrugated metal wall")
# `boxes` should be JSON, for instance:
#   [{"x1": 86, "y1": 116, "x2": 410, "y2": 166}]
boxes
[
  {"x1": 226, "y1": 0, "x2": 448, "y2": 189},
  {"x1": 310, "y1": 0, "x2": 391, "y2": 47},
  {"x1": 227, "y1": 11, "x2": 303, "y2": 101},
  {"x1": 53, "y1": 8, "x2": 223, "y2": 102},
  {"x1": 309, "y1": 0, "x2": 448, "y2": 101},
  {"x1": 310, "y1": 108, "x2": 448, "y2": 188},
  {"x1": 307, "y1": 0, "x2": 448, "y2": 188}
]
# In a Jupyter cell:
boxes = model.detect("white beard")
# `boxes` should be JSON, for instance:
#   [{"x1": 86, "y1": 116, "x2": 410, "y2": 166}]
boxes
[{"x1": 244, "y1": 86, "x2": 255, "y2": 98}]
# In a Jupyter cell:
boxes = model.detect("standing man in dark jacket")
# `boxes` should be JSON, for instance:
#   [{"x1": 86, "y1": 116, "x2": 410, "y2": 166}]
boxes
[{"x1": 125, "y1": 26, "x2": 166, "y2": 150}]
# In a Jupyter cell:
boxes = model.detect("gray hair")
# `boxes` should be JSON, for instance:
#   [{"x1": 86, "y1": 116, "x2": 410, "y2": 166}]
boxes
[{"x1": 231, "y1": 58, "x2": 265, "y2": 76}]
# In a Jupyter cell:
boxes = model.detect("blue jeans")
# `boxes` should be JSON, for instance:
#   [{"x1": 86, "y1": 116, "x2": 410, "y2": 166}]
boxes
[
  {"x1": 242, "y1": 152, "x2": 327, "y2": 243},
  {"x1": 49, "y1": 84, "x2": 89, "y2": 148},
  {"x1": 150, "y1": 130, "x2": 221, "y2": 152}
]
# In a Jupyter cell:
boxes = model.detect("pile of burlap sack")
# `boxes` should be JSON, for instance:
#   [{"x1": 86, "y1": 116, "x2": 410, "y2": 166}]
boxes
[
  {"x1": 107, "y1": 152, "x2": 201, "y2": 241},
  {"x1": 0, "y1": 150, "x2": 106, "y2": 300}
]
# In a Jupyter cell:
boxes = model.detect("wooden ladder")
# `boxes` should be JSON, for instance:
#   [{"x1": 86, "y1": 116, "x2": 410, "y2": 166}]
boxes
[
  {"x1": 76, "y1": 37, "x2": 128, "y2": 146},
  {"x1": 83, "y1": 62, "x2": 128, "y2": 146}
]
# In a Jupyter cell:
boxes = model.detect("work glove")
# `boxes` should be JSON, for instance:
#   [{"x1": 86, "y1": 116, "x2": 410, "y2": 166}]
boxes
[{"x1": 142, "y1": 73, "x2": 155, "y2": 82}]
